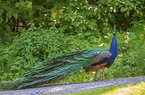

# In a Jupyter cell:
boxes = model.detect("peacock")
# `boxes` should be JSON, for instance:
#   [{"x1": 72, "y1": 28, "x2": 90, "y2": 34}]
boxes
[{"x1": 1, "y1": 29, "x2": 117, "y2": 90}]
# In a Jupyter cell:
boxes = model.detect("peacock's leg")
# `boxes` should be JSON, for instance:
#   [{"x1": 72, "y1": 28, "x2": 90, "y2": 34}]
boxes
[
  {"x1": 94, "y1": 70, "x2": 98, "y2": 81},
  {"x1": 102, "y1": 67, "x2": 106, "y2": 80}
]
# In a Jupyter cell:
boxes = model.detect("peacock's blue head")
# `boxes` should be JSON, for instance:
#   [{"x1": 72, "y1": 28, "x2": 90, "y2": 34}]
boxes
[{"x1": 113, "y1": 30, "x2": 116, "y2": 35}]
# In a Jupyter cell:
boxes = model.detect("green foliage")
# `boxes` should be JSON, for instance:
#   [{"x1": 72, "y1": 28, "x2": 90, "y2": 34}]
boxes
[
  {"x1": 95, "y1": 0, "x2": 144, "y2": 30},
  {"x1": 1, "y1": 0, "x2": 145, "y2": 42},
  {"x1": 0, "y1": 0, "x2": 32, "y2": 43}
]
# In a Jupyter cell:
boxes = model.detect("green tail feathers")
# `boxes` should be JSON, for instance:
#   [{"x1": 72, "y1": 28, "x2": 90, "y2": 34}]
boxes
[{"x1": 1, "y1": 49, "x2": 108, "y2": 90}]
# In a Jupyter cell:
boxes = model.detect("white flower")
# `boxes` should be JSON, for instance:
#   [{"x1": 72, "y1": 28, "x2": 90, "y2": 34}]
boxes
[
  {"x1": 74, "y1": 11, "x2": 77, "y2": 14},
  {"x1": 125, "y1": 35, "x2": 129, "y2": 38},
  {"x1": 77, "y1": 7, "x2": 80, "y2": 9},
  {"x1": 127, "y1": 32, "x2": 129, "y2": 34},
  {"x1": 125, "y1": 40, "x2": 128, "y2": 43},
  {"x1": 114, "y1": 9, "x2": 116, "y2": 12},
  {"x1": 94, "y1": 8, "x2": 98, "y2": 11},
  {"x1": 110, "y1": 7, "x2": 113, "y2": 9},
  {"x1": 88, "y1": 6, "x2": 92, "y2": 10},
  {"x1": 93, "y1": 72, "x2": 96, "y2": 74},
  {"x1": 79, "y1": 16, "x2": 83, "y2": 18},
  {"x1": 99, "y1": 43, "x2": 104, "y2": 46},
  {"x1": 118, "y1": 54, "x2": 122, "y2": 57},
  {"x1": 63, "y1": 6, "x2": 66, "y2": 8},
  {"x1": 104, "y1": 36, "x2": 108, "y2": 38}
]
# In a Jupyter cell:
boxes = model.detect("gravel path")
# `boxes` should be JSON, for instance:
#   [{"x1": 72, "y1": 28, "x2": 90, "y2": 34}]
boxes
[{"x1": 0, "y1": 76, "x2": 145, "y2": 95}]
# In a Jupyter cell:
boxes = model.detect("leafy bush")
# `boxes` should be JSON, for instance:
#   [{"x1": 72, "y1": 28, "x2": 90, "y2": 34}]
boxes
[{"x1": 1, "y1": 0, "x2": 145, "y2": 42}]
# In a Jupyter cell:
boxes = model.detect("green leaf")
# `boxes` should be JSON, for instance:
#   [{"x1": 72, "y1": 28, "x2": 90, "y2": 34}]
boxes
[
  {"x1": 0, "y1": 9, "x2": 3, "y2": 15},
  {"x1": 124, "y1": 7, "x2": 128, "y2": 12},
  {"x1": 8, "y1": 11, "x2": 12, "y2": 18},
  {"x1": 121, "y1": 7, "x2": 128, "y2": 12},
  {"x1": 127, "y1": 11, "x2": 129, "y2": 16},
  {"x1": 128, "y1": 32, "x2": 137, "y2": 40},
  {"x1": 13, "y1": 13, "x2": 18, "y2": 20},
  {"x1": 136, "y1": 10, "x2": 139, "y2": 14},
  {"x1": 0, "y1": 17, "x2": 3, "y2": 23},
  {"x1": 108, "y1": 13, "x2": 112, "y2": 18}
]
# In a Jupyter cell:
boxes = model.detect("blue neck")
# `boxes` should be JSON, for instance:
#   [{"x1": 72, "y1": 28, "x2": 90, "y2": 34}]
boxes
[
  {"x1": 106, "y1": 34, "x2": 117, "y2": 67},
  {"x1": 109, "y1": 35, "x2": 117, "y2": 56}
]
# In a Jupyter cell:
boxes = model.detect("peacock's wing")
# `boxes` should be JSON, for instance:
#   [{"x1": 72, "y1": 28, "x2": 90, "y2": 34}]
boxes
[
  {"x1": 90, "y1": 50, "x2": 112, "y2": 66},
  {"x1": 1, "y1": 49, "x2": 112, "y2": 90}
]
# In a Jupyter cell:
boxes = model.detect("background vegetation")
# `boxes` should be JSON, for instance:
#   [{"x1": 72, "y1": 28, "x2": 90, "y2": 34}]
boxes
[{"x1": 0, "y1": 0, "x2": 145, "y2": 85}]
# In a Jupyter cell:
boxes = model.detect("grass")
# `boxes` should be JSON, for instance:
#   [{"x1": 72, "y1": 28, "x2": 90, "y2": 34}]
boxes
[{"x1": 69, "y1": 82, "x2": 145, "y2": 95}]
